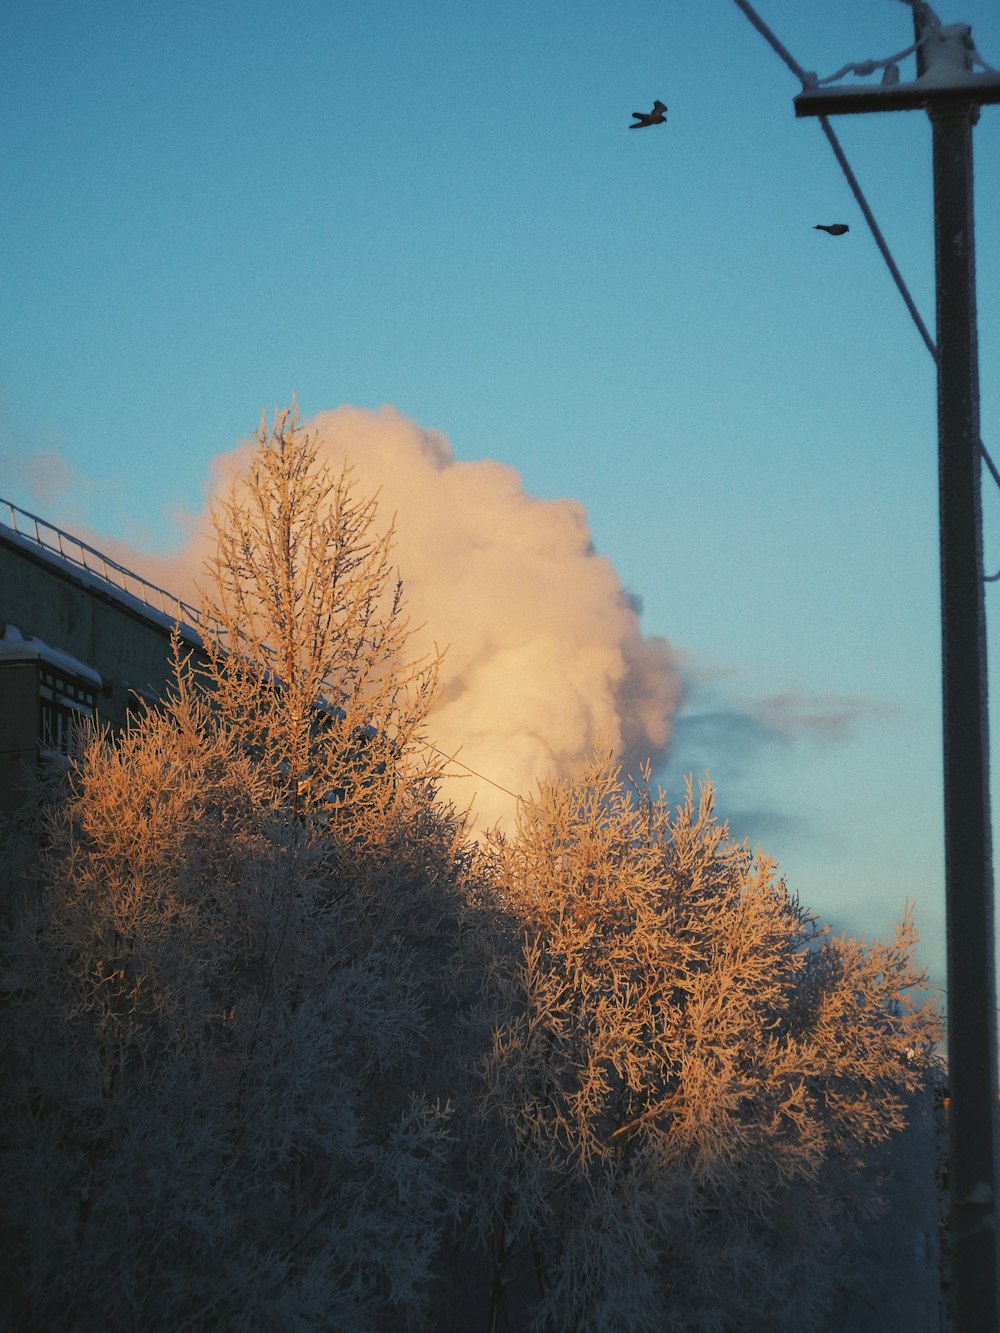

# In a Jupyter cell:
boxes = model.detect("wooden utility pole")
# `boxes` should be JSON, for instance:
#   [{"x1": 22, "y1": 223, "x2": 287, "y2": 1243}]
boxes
[{"x1": 795, "y1": 8, "x2": 1000, "y2": 1331}]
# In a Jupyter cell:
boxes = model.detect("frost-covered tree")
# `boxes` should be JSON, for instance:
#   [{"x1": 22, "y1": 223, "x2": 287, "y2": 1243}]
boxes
[
  {"x1": 476, "y1": 753, "x2": 943, "y2": 1333},
  {"x1": 0, "y1": 407, "x2": 485, "y2": 1330},
  {"x1": 198, "y1": 401, "x2": 441, "y2": 834}
]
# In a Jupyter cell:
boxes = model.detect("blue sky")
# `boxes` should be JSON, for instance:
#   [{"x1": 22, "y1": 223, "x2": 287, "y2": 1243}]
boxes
[{"x1": 2, "y1": 0, "x2": 1000, "y2": 997}]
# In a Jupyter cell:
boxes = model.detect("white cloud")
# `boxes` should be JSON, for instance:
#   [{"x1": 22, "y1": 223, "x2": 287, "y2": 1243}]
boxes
[{"x1": 139, "y1": 403, "x2": 683, "y2": 828}]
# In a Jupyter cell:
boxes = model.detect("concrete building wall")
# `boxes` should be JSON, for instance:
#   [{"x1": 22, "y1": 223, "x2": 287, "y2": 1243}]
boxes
[
  {"x1": 1, "y1": 533, "x2": 184, "y2": 710},
  {"x1": 0, "y1": 526, "x2": 199, "y2": 811}
]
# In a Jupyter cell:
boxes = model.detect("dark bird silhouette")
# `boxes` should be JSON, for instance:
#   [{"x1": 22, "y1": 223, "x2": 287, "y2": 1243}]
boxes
[
  {"x1": 815, "y1": 224, "x2": 850, "y2": 235},
  {"x1": 629, "y1": 101, "x2": 667, "y2": 128}
]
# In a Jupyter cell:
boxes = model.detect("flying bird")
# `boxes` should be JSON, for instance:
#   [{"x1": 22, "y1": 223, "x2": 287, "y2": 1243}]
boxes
[
  {"x1": 814, "y1": 224, "x2": 850, "y2": 236},
  {"x1": 629, "y1": 100, "x2": 667, "y2": 128}
]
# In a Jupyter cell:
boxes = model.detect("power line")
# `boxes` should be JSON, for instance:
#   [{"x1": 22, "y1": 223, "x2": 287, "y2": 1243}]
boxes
[
  {"x1": 730, "y1": 0, "x2": 813, "y2": 84},
  {"x1": 814, "y1": 114, "x2": 937, "y2": 361},
  {"x1": 730, "y1": 2, "x2": 940, "y2": 354},
  {"x1": 425, "y1": 742, "x2": 526, "y2": 804},
  {"x1": 731, "y1": 0, "x2": 1000, "y2": 531},
  {"x1": 924, "y1": 979, "x2": 1000, "y2": 1018}
]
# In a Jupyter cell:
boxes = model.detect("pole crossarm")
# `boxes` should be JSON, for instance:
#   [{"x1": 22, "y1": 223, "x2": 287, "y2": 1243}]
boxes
[
  {"x1": 794, "y1": 72, "x2": 1000, "y2": 116},
  {"x1": 795, "y1": 13, "x2": 1000, "y2": 117}
]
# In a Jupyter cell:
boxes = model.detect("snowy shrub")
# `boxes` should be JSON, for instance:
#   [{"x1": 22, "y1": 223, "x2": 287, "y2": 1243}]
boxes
[
  {"x1": 0, "y1": 691, "x2": 464, "y2": 1331},
  {"x1": 476, "y1": 753, "x2": 943, "y2": 1332}
]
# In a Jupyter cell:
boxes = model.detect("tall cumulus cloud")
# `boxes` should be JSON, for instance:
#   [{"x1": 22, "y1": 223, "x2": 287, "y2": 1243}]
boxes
[{"x1": 133, "y1": 405, "x2": 683, "y2": 828}]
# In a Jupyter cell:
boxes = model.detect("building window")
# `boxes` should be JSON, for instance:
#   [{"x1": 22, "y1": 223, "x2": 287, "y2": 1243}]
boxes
[{"x1": 39, "y1": 667, "x2": 96, "y2": 755}]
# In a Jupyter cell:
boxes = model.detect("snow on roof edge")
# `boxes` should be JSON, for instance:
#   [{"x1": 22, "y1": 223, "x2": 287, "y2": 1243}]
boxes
[{"x1": 0, "y1": 624, "x2": 104, "y2": 688}]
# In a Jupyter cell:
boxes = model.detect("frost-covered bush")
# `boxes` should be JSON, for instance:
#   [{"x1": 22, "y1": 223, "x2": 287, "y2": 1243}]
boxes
[
  {"x1": 476, "y1": 754, "x2": 943, "y2": 1332},
  {"x1": 0, "y1": 687, "x2": 467, "y2": 1331}
]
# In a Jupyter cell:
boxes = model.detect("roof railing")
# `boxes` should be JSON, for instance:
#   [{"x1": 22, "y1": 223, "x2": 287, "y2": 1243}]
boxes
[{"x1": 0, "y1": 495, "x2": 204, "y2": 630}]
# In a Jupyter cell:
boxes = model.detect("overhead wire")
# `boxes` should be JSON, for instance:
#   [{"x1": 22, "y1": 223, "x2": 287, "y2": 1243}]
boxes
[
  {"x1": 731, "y1": 0, "x2": 1000, "y2": 577},
  {"x1": 814, "y1": 114, "x2": 937, "y2": 362},
  {"x1": 424, "y1": 742, "x2": 526, "y2": 805},
  {"x1": 924, "y1": 978, "x2": 1000, "y2": 1016},
  {"x1": 730, "y1": 0, "x2": 813, "y2": 84}
]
